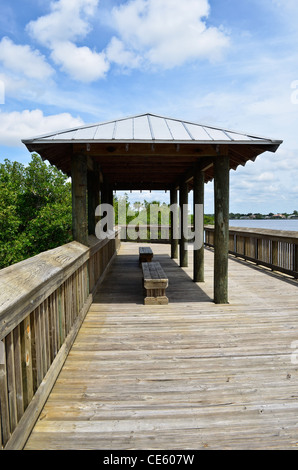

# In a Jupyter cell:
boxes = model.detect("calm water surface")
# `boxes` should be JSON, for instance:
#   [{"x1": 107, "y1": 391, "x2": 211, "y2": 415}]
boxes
[{"x1": 229, "y1": 219, "x2": 298, "y2": 232}]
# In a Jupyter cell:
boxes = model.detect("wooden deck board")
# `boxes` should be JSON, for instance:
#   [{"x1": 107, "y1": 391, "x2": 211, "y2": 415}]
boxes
[{"x1": 24, "y1": 243, "x2": 298, "y2": 450}]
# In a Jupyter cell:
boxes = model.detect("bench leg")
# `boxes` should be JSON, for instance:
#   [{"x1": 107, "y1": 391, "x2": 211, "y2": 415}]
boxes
[{"x1": 144, "y1": 288, "x2": 168, "y2": 305}]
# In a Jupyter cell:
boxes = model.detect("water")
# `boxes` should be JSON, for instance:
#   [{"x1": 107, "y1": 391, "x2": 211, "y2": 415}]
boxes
[{"x1": 229, "y1": 219, "x2": 298, "y2": 232}]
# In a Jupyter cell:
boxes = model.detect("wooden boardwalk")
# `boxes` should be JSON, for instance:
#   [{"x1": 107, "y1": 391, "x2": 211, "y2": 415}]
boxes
[{"x1": 25, "y1": 243, "x2": 298, "y2": 450}]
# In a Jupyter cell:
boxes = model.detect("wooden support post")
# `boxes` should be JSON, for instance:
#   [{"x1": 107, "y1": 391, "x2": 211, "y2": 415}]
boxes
[
  {"x1": 71, "y1": 154, "x2": 88, "y2": 246},
  {"x1": 107, "y1": 185, "x2": 114, "y2": 233},
  {"x1": 88, "y1": 167, "x2": 100, "y2": 236},
  {"x1": 100, "y1": 180, "x2": 106, "y2": 206},
  {"x1": 179, "y1": 182, "x2": 188, "y2": 268},
  {"x1": 193, "y1": 165, "x2": 204, "y2": 282},
  {"x1": 107, "y1": 185, "x2": 114, "y2": 207},
  {"x1": 100, "y1": 180, "x2": 107, "y2": 234},
  {"x1": 100, "y1": 179, "x2": 114, "y2": 234},
  {"x1": 170, "y1": 189, "x2": 179, "y2": 259},
  {"x1": 214, "y1": 155, "x2": 230, "y2": 304}
]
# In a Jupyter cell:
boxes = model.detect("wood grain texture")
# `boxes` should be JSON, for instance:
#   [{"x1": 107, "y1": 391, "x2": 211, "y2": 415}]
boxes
[
  {"x1": 0, "y1": 242, "x2": 89, "y2": 340},
  {"x1": 1, "y1": 234, "x2": 121, "y2": 449},
  {"x1": 25, "y1": 243, "x2": 298, "y2": 450}
]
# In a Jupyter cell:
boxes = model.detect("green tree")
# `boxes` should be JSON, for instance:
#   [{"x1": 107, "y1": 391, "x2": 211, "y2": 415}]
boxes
[{"x1": 0, "y1": 154, "x2": 72, "y2": 269}]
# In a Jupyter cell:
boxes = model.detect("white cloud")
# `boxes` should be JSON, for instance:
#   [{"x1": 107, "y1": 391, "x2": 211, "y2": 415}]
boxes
[
  {"x1": 50, "y1": 41, "x2": 109, "y2": 82},
  {"x1": 108, "y1": 0, "x2": 230, "y2": 69},
  {"x1": 24, "y1": 0, "x2": 229, "y2": 79},
  {"x1": 26, "y1": 0, "x2": 99, "y2": 47},
  {"x1": 106, "y1": 37, "x2": 141, "y2": 69},
  {"x1": 0, "y1": 72, "x2": 27, "y2": 98},
  {"x1": 256, "y1": 172, "x2": 275, "y2": 182},
  {"x1": 27, "y1": 0, "x2": 106, "y2": 82},
  {"x1": 0, "y1": 37, "x2": 54, "y2": 80},
  {"x1": 0, "y1": 109, "x2": 84, "y2": 147}
]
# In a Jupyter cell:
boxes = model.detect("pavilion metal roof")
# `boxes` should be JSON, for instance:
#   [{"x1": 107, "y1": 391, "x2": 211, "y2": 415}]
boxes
[
  {"x1": 23, "y1": 113, "x2": 281, "y2": 146},
  {"x1": 22, "y1": 113, "x2": 283, "y2": 190}
]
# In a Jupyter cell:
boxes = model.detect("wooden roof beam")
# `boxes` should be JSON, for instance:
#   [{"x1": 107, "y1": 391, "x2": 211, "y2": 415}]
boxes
[{"x1": 172, "y1": 157, "x2": 215, "y2": 190}]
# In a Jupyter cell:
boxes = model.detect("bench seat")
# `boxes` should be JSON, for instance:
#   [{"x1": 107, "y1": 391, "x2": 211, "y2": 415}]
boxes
[
  {"x1": 141, "y1": 261, "x2": 168, "y2": 305},
  {"x1": 139, "y1": 247, "x2": 153, "y2": 263}
]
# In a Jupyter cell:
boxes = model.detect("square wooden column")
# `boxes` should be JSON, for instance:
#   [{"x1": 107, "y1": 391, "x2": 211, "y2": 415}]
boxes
[
  {"x1": 214, "y1": 155, "x2": 230, "y2": 304},
  {"x1": 107, "y1": 184, "x2": 114, "y2": 233},
  {"x1": 193, "y1": 164, "x2": 205, "y2": 282},
  {"x1": 100, "y1": 179, "x2": 114, "y2": 233},
  {"x1": 179, "y1": 182, "x2": 188, "y2": 267},
  {"x1": 170, "y1": 188, "x2": 179, "y2": 259},
  {"x1": 88, "y1": 165, "x2": 100, "y2": 236},
  {"x1": 71, "y1": 154, "x2": 88, "y2": 246}
]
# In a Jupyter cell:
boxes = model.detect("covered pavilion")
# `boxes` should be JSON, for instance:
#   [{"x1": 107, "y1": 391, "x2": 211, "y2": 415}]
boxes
[{"x1": 22, "y1": 113, "x2": 282, "y2": 304}]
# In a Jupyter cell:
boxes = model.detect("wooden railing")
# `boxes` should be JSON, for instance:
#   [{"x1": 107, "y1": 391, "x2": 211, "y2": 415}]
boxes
[
  {"x1": 205, "y1": 226, "x2": 298, "y2": 279},
  {"x1": 0, "y1": 230, "x2": 120, "y2": 450},
  {"x1": 118, "y1": 224, "x2": 298, "y2": 279}
]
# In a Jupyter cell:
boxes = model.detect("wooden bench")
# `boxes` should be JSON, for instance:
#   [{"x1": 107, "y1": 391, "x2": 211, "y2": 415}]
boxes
[
  {"x1": 141, "y1": 262, "x2": 168, "y2": 305},
  {"x1": 139, "y1": 247, "x2": 153, "y2": 264}
]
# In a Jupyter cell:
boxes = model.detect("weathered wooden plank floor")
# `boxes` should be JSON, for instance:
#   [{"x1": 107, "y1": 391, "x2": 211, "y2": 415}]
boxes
[{"x1": 25, "y1": 243, "x2": 298, "y2": 450}]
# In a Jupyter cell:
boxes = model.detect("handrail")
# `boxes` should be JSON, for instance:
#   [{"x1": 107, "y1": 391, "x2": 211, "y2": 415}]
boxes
[
  {"x1": 118, "y1": 223, "x2": 298, "y2": 278},
  {"x1": 0, "y1": 229, "x2": 121, "y2": 450},
  {"x1": 205, "y1": 225, "x2": 298, "y2": 279}
]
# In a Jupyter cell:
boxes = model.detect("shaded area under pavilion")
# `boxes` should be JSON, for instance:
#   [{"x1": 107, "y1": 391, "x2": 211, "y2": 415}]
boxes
[{"x1": 22, "y1": 113, "x2": 282, "y2": 304}]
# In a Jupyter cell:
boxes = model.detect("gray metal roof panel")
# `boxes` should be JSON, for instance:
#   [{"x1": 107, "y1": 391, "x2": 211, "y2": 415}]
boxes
[
  {"x1": 22, "y1": 113, "x2": 282, "y2": 146},
  {"x1": 114, "y1": 117, "x2": 133, "y2": 140},
  {"x1": 149, "y1": 115, "x2": 173, "y2": 140},
  {"x1": 166, "y1": 119, "x2": 193, "y2": 141},
  {"x1": 73, "y1": 126, "x2": 98, "y2": 140},
  {"x1": 133, "y1": 115, "x2": 153, "y2": 140},
  {"x1": 93, "y1": 121, "x2": 115, "y2": 140}
]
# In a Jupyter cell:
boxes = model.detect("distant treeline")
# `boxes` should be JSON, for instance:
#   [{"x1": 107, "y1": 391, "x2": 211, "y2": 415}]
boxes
[
  {"x1": 0, "y1": 154, "x2": 72, "y2": 269},
  {"x1": 229, "y1": 211, "x2": 298, "y2": 219}
]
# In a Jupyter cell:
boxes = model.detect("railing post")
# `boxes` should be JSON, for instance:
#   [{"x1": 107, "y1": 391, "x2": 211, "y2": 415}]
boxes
[
  {"x1": 254, "y1": 237, "x2": 258, "y2": 262},
  {"x1": 272, "y1": 240, "x2": 278, "y2": 267},
  {"x1": 243, "y1": 236, "x2": 247, "y2": 257},
  {"x1": 0, "y1": 341, "x2": 10, "y2": 447}
]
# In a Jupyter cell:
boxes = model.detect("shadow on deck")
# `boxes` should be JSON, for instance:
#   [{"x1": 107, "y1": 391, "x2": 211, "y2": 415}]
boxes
[{"x1": 94, "y1": 250, "x2": 212, "y2": 305}]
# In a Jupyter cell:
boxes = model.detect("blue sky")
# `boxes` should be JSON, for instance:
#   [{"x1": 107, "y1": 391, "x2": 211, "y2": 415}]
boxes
[{"x1": 0, "y1": 0, "x2": 297, "y2": 214}]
